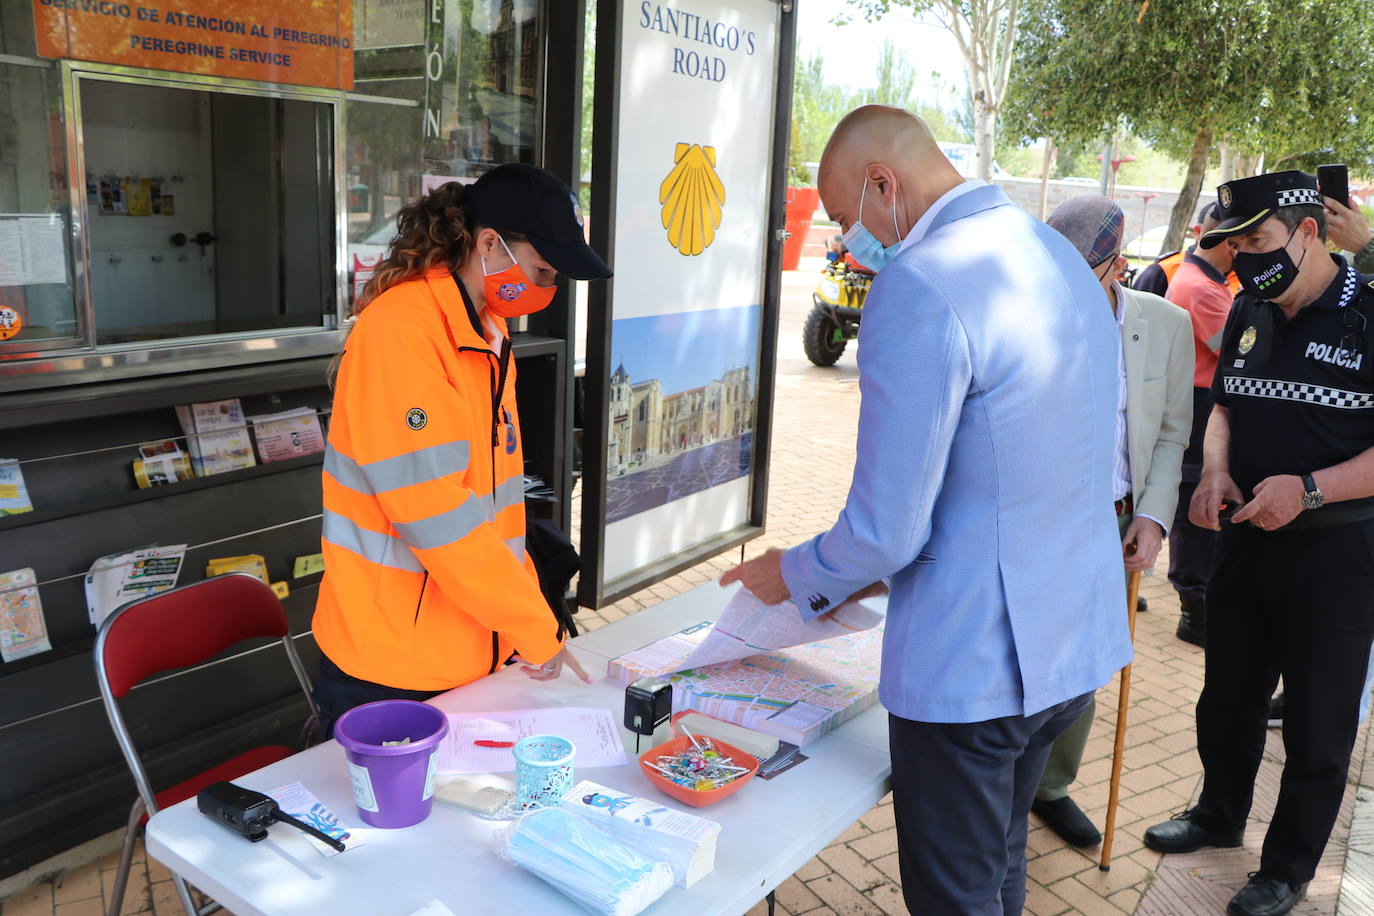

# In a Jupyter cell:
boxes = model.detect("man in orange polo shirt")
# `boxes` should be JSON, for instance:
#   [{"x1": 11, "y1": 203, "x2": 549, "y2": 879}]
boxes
[
  {"x1": 1164, "y1": 216, "x2": 1238, "y2": 646},
  {"x1": 1134, "y1": 203, "x2": 1224, "y2": 296}
]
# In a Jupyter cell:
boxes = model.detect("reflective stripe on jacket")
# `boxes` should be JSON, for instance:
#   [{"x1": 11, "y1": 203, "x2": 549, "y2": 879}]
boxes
[{"x1": 312, "y1": 268, "x2": 561, "y2": 691}]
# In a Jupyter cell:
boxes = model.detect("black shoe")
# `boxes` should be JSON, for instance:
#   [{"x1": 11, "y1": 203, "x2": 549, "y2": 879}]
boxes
[
  {"x1": 1268, "y1": 692, "x2": 1284, "y2": 728},
  {"x1": 1177, "y1": 593, "x2": 1206, "y2": 647},
  {"x1": 1032, "y1": 795, "x2": 1102, "y2": 847},
  {"x1": 1143, "y1": 808, "x2": 1244, "y2": 853},
  {"x1": 1137, "y1": 596, "x2": 1148, "y2": 613},
  {"x1": 1226, "y1": 872, "x2": 1307, "y2": 916}
]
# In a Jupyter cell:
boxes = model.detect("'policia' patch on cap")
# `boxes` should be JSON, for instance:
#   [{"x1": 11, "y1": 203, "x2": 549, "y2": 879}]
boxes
[{"x1": 1201, "y1": 170, "x2": 1321, "y2": 250}]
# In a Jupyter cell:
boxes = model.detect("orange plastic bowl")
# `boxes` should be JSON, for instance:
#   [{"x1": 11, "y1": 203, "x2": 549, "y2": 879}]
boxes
[{"x1": 638, "y1": 735, "x2": 759, "y2": 808}]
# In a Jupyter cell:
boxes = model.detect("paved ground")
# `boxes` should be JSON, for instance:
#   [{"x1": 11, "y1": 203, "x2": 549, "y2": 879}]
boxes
[
  {"x1": 4, "y1": 257, "x2": 1373, "y2": 915},
  {"x1": 606, "y1": 432, "x2": 754, "y2": 523}
]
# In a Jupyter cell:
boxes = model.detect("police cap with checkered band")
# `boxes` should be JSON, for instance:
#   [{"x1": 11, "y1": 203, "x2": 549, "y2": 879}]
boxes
[
  {"x1": 1199, "y1": 170, "x2": 1323, "y2": 250},
  {"x1": 467, "y1": 163, "x2": 613, "y2": 280}
]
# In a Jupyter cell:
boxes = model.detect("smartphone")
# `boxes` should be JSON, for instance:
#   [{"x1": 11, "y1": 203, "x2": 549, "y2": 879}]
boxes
[
  {"x1": 1318, "y1": 164, "x2": 1349, "y2": 206},
  {"x1": 1218, "y1": 501, "x2": 1245, "y2": 523}
]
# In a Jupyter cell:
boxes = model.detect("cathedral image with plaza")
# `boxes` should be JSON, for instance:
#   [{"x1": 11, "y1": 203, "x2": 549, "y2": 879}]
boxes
[{"x1": 607, "y1": 362, "x2": 756, "y2": 479}]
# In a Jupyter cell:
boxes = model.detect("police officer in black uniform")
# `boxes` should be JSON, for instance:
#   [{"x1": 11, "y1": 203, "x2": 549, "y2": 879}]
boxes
[{"x1": 1144, "y1": 170, "x2": 1374, "y2": 916}]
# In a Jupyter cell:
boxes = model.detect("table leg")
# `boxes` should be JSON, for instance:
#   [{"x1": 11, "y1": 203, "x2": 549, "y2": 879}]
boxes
[{"x1": 767, "y1": 890, "x2": 777, "y2": 915}]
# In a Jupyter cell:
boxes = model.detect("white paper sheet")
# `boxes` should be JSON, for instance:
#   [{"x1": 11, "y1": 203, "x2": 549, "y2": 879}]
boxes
[
  {"x1": 437, "y1": 707, "x2": 627, "y2": 774},
  {"x1": 676, "y1": 589, "x2": 883, "y2": 671},
  {"x1": 0, "y1": 214, "x2": 66, "y2": 286}
]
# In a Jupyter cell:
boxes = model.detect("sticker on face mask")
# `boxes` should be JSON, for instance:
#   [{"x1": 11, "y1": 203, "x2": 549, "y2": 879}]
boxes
[
  {"x1": 406, "y1": 407, "x2": 428, "y2": 430},
  {"x1": 498, "y1": 282, "x2": 527, "y2": 301}
]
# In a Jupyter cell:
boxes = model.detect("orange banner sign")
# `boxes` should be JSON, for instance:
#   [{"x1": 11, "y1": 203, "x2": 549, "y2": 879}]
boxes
[{"x1": 33, "y1": 0, "x2": 354, "y2": 90}]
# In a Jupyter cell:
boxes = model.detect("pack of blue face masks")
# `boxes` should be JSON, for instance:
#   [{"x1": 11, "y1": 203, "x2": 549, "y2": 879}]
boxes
[{"x1": 498, "y1": 808, "x2": 674, "y2": 915}]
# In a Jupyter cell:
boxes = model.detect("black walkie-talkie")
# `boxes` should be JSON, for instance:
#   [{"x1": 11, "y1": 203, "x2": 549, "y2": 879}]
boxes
[{"x1": 197, "y1": 781, "x2": 346, "y2": 852}]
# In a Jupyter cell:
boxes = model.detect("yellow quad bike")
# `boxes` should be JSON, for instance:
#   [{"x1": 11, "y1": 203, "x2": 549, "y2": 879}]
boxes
[{"x1": 804, "y1": 254, "x2": 874, "y2": 366}]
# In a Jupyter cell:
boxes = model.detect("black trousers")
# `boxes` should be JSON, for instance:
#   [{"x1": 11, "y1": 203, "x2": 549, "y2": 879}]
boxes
[
  {"x1": 1168, "y1": 387, "x2": 1217, "y2": 602},
  {"x1": 1194, "y1": 520, "x2": 1374, "y2": 885},
  {"x1": 889, "y1": 692, "x2": 1093, "y2": 915},
  {"x1": 311, "y1": 653, "x2": 443, "y2": 740}
]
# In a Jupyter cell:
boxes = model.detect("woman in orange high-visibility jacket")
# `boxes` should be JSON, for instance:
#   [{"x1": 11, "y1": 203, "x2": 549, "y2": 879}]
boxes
[{"x1": 311, "y1": 164, "x2": 612, "y2": 736}]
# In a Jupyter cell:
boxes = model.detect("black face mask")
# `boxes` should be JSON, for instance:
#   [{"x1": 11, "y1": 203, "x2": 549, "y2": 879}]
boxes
[{"x1": 1233, "y1": 225, "x2": 1307, "y2": 300}]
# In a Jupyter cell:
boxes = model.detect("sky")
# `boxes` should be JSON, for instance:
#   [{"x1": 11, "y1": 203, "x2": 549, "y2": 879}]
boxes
[
  {"x1": 794, "y1": 0, "x2": 968, "y2": 104},
  {"x1": 612, "y1": 305, "x2": 761, "y2": 394}
]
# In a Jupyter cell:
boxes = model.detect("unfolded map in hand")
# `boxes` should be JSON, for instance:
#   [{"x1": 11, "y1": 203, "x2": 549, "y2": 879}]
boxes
[{"x1": 607, "y1": 587, "x2": 884, "y2": 746}]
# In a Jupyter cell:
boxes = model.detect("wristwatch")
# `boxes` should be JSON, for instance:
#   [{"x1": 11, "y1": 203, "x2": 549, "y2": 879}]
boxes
[{"x1": 1301, "y1": 473, "x2": 1325, "y2": 510}]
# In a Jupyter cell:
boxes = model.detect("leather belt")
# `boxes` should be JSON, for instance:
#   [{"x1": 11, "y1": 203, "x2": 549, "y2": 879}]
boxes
[{"x1": 1113, "y1": 494, "x2": 1134, "y2": 517}]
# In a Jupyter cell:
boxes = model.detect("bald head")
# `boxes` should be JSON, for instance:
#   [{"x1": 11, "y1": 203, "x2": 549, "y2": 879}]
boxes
[{"x1": 818, "y1": 105, "x2": 964, "y2": 249}]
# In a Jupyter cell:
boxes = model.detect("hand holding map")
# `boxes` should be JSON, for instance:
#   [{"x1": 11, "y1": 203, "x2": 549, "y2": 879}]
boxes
[{"x1": 678, "y1": 584, "x2": 883, "y2": 672}]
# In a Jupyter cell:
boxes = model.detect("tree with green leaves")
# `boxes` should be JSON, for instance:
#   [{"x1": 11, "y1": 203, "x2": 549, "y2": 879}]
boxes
[
  {"x1": 790, "y1": 41, "x2": 970, "y2": 182},
  {"x1": 846, "y1": 0, "x2": 1022, "y2": 180},
  {"x1": 1004, "y1": 0, "x2": 1374, "y2": 252}
]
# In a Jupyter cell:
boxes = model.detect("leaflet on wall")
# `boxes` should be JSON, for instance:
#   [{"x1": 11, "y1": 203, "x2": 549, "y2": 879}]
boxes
[
  {"x1": 581, "y1": 0, "x2": 788, "y2": 605},
  {"x1": 249, "y1": 407, "x2": 326, "y2": 463},
  {"x1": 176, "y1": 399, "x2": 257, "y2": 477},
  {"x1": 0, "y1": 459, "x2": 33, "y2": 515},
  {"x1": 0, "y1": 568, "x2": 51, "y2": 663},
  {"x1": 0, "y1": 214, "x2": 67, "y2": 287},
  {"x1": 85, "y1": 545, "x2": 187, "y2": 628}
]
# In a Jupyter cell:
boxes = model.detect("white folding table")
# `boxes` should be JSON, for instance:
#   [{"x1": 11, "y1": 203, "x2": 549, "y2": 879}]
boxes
[{"x1": 145, "y1": 583, "x2": 892, "y2": 915}]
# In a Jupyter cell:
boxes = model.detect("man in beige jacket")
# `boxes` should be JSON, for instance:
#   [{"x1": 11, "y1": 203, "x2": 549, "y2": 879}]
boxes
[{"x1": 1032, "y1": 195, "x2": 1195, "y2": 847}]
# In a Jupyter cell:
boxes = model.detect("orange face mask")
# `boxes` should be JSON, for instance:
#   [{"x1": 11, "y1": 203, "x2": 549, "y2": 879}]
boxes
[{"x1": 482, "y1": 236, "x2": 556, "y2": 318}]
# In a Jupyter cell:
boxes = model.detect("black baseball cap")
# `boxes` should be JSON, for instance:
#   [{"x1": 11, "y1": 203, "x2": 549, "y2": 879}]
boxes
[
  {"x1": 1200, "y1": 170, "x2": 1323, "y2": 249},
  {"x1": 467, "y1": 163, "x2": 612, "y2": 280}
]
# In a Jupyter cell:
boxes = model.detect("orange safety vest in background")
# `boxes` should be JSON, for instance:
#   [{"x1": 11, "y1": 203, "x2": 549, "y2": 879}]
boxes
[
  {"x1": 313, "y1": 268, "x2": 563, "y2": 691},
  {"x1": 1156, "y1": 249, "x2": 1243, "y2": 295}
]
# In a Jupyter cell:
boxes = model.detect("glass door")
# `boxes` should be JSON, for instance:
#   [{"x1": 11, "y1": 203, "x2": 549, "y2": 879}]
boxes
[{"x1": 76, "y1": 75, "x2": 337, "y2": 345}]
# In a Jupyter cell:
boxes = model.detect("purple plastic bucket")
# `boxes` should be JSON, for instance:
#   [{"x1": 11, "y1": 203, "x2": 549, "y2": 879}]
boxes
[{"x1": 334, "y1": 699, "x2": 449, "y2": 828}]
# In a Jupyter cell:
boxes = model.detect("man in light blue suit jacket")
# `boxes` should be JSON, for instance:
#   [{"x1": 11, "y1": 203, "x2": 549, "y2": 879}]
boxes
[{"x1": 724, "y1": 107, "x2": 1133, "y2": 914}]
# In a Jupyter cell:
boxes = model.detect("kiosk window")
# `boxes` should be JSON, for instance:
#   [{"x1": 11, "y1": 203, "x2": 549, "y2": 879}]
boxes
[
  {"x1": 79, "y1": 79, "x2": 337, "y2": 345},
  {"x1": 0, "y1": 61, "x2": 76, "y2": 350},
  {"x1": 346, "y1": 0, "x2": 542, "y2": 307}
]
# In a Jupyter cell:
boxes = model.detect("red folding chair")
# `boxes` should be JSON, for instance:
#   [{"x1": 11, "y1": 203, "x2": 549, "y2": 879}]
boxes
[{"x1": 95, "y1": 573, "x2": 319, "y2": 916}]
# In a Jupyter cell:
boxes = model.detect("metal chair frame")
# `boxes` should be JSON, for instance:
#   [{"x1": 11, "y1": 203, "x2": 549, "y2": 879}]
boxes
[{"x1": 94, "y1": 573, "x2": 319, "y2": 916}]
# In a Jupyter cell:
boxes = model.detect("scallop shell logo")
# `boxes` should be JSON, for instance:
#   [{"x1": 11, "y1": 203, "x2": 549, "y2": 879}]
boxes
[{"x1": 659, "y1": 143, "x2": 725, "y2": 256}]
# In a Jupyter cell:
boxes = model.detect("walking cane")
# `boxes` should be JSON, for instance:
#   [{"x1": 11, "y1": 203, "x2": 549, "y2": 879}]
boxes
[{"x1": 1100, "y1": 567, "x2": 1142, "y2": 871}]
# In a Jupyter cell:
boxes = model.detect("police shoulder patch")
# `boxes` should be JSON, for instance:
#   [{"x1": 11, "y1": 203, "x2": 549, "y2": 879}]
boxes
[{"x1": 406, "y1": 407, "x2": 427, "y2": 430}]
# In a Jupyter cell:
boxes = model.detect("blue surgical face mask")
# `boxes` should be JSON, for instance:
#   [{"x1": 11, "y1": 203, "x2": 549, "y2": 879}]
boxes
[{"x1": 840, "y1": 177, "x2": 904, "y2": 271}]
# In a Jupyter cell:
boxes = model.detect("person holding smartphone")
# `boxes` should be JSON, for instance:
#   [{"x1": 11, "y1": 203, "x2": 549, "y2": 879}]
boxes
[{"x1": 1324, "y1": 196, "x2": 1374, "y2": 273}]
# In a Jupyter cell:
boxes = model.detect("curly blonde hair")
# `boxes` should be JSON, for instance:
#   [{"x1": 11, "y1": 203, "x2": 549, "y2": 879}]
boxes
[
  {"x1": 331, "y1": 182, "x2": 524, "y2": 384},
  {"x1": 354, "y1": 181, "x2": 476, "y2": 317}
]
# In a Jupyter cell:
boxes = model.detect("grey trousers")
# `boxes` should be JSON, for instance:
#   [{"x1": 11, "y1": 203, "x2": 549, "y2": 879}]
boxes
[{"x1": 1037, "y1": 509, "x2": 1133, "y2": 801}]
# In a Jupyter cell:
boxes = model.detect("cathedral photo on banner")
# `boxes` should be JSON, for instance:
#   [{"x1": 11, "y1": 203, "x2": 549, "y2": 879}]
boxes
[{"x1": 605, "y1": 304, "x2": 760, "y2": 524}]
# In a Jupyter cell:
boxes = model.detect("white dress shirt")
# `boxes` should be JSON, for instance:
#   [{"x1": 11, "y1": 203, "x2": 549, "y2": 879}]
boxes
[
  {"x1": 898, "y1": 179, "x2": 988, "y2": 252},
  {"x1": 1111, "y1": 283, "x2": 1131, "y2": 502}
]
